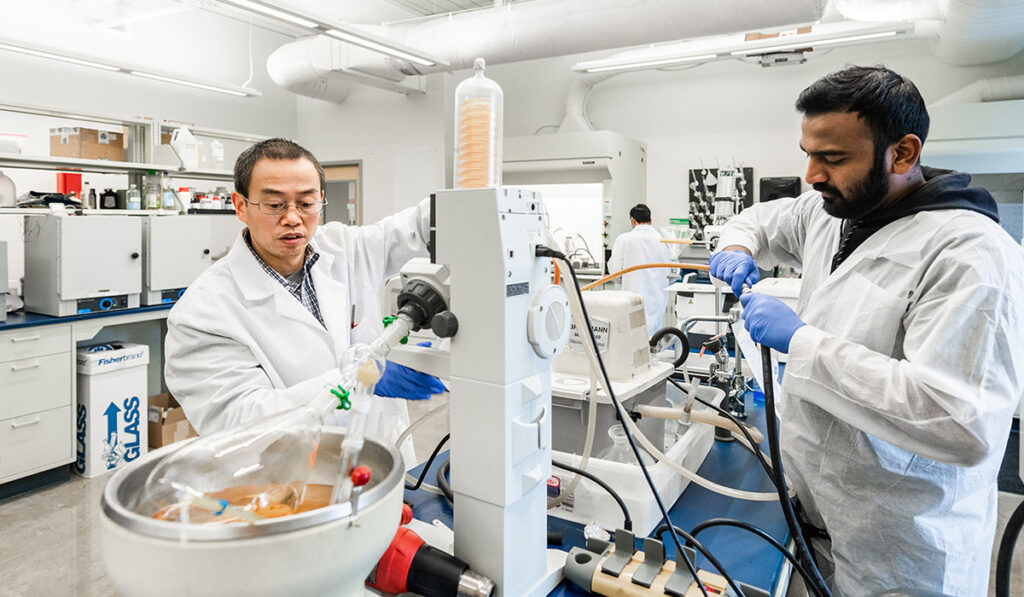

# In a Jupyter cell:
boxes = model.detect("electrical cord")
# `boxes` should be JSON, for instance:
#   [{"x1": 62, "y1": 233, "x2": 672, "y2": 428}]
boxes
[
  {"x1": 436, "y1": 459, "x2": 454, "y2": 503},
  {"x1": 761, "y1": 344, "x2": 832, "y2": 597},
  {"x1": 669, "y1": 377, "x2": 776, "y2": 483},
  {"x1": 649, "y1": 523, "x2": 746, "y2": 595},
  {"x1": 996, "y1": 497, "x2": 1024, "y2": 597},
  {"x1": 551, "y1": 460, "x2": 632, "y2": 532},
  {"x1": 405, "y1": 433, "x2": 450, "y2": 492},
  {"x1": 688, "y1": 518, "x2": 820, "y2": 591},
  {"x1": 539, "y1": 246, "x2": 721, "y2": 597}
]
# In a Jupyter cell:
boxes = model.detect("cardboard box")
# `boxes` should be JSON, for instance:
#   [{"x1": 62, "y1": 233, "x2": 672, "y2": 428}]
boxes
[
  {"x1": 75, "y1": 343, "x2": 149, "y2": 478},
  {"x1": 147, "y1": 393, "x2": 197, "y2": 449},
  {"x1": 50, "y1": 127, "x2": 125, "y2": 162}
]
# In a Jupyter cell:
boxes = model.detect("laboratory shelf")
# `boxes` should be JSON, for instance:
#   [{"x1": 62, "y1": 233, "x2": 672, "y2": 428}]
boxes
[
  {"x1": 0, "y1": 152, "x2": 175, "y2": 175},
  {"x1": 0, "y1": 153, "x2": 234, "y2": 181}
]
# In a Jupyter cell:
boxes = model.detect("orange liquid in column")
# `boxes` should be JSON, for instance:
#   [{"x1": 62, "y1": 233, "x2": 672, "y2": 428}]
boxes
[
  {"x1": 151, "y1": 483, "x2": 334, "y2": 524},
  {"x1": 457, "y1": 97, "x2": 496, "y2": 188}
]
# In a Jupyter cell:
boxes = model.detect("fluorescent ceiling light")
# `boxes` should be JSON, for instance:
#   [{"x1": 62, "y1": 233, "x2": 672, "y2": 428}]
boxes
[
  {"x1": 584, "y1": 53, "x2": 719, "y2": 73},
  {"x1": 0, "y1": 42, "x2": 120, "y2": 71},
  {"x1": 218, "y1": 0, "x2": 317, "y2": 28},
  {"x1": 0, "y1": 37, "x2": 260, "y2": 97},
  {"x1": 572, "y1": 22, "x2": 917, "y2": 74},
  {"x1": 218, "y1": 0, "x2": 447, "y2": 68},
  {"x1": 730, "y1": 30, "x2": 901, "y2": 56},
  {"x1": 324, "y1": 29, "x2": 434, "y2": 66},
  {"x1": 129, "y1": 71, "x2": 249, "y2": 97}
]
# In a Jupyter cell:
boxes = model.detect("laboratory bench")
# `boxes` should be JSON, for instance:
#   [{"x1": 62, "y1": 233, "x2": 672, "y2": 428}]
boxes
[
  {"x1": 404, "y1": 395, "x2": 792, "y2": 597},
  {"x1": 0, "y1": 304, "x2": 172, "y2": 496}
]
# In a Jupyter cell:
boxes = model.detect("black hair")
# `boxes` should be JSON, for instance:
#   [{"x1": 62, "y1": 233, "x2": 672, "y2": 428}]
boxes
[
  {"x1": 629, "y1": 203, "x2": 652, "y2": 223},
  {"x1": 233, "y1": 137, "x2": 326, "y2": 198},
  {"x1": 795, "y1": 65, "x2": 929, "y2": 164}
]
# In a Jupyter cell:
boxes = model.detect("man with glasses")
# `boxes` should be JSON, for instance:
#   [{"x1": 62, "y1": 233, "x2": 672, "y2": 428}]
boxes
[{"x1": 165, "y1": 138, "x2": 441, "y2": 467}]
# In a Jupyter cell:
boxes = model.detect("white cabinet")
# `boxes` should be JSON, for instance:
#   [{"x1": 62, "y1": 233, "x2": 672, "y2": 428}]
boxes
[{"x1": 0, "y1": 324, "x2": 73, "y2": 484}]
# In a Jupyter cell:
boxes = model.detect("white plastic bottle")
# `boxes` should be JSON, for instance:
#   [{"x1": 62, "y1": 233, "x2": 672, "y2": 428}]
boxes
[
  {"x1": 0, "y1": 170, "x2": 16, "y2": 207},
  {"x1": 453, "y1": 57, "x2": 503, "y2": 189}
]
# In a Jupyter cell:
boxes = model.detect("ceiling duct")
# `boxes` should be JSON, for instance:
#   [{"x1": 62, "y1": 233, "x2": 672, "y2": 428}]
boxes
[{"x1": 268, "y1": 0, "x2": 827, "y2": 101}]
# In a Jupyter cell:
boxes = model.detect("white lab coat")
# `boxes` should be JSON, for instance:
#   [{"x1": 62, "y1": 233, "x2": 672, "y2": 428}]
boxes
[
  {"x1": 608, "y1": 224, "x2": 673, "y2": 333},
  {"x1": 165, "y1": 198, "x2": 432, "y2": 469},
  {"x1": 719, "y1": 190, "x2": 1024, "y2": 596}
]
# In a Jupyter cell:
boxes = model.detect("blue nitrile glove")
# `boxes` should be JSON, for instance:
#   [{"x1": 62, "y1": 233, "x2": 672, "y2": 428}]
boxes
[
  {"x1": 374, "y1": 341, "x2": 447, "y2": 400},
  {"x1": 739, "y1": 292, "x2": 806, "y2": 353},
  {"x1": 709, "y1": 250, "x2": 759, "y2": 298}
]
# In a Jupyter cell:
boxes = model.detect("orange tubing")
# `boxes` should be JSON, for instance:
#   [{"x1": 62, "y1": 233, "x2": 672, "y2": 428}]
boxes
[
  {"x1": 660, "y1": 239, "x2": 695, "y2": 244},
  {"x1": 581, "y1": 262, "x2": 709, "y2": 291}
]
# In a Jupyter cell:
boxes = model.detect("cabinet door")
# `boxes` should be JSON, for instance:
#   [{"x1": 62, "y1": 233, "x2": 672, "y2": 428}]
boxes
[
  {"x1": 0, "y1": 406, "x2": 73, "y2": 482},
  {"x1": 0, "y1": 352, "x2": 72, "y2": 420},
  {"x1": 59, "y1": 217, "x2": 142, "y2": 298},
  {"x1": 147, "y1": 216, "x2": 211, "y2": 290}
]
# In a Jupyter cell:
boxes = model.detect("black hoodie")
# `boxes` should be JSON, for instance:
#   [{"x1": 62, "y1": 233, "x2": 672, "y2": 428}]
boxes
[{"x1": 830, "y1": 166, "x2": 1000, "y2": 272}]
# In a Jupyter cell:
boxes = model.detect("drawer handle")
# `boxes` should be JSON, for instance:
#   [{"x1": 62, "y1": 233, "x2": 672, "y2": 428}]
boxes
[
  {"x1": 10, "y1": 361, "x2": 41, "y2": 372},
  {"x1": 11, "y1": 334, "x2": 42, "y2": 343},
  {"x1": 11, "y1": 418, "x2": 41, "y2": 429}
]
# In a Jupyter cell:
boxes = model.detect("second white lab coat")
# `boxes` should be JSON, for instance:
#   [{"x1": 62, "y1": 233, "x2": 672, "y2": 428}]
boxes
[
  {"x1": 165, "y1": 199, "x2": 432, "y2": 469},
  {"x1": 719, "y1": 189, "x2": 1024, "y2": 596},
  {"x1": 608, "y1": 224, "x2": 673, "y2": 333}
]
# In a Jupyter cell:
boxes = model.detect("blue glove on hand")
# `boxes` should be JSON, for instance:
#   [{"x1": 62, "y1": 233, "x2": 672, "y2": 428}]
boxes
[
  {"x1": 374, "y1": 341, "x2": 447, "y2": 401},
  {"x1": 739, "y1": 292, "x2": 806, "y2": 354},
  {"x1": 709, "y1": 250, "x2": 759, "y2": 298}
]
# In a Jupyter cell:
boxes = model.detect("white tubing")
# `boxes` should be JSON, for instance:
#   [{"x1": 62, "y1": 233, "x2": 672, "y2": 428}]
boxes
[
  {"x1": 549, "y1": 236, "x2": 601, "y2": 507},
  {"x1": 558, "y1": 254, "x2": 789, "y2": 502}
]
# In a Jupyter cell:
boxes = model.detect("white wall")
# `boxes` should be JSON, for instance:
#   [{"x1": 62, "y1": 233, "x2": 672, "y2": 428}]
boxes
[
  {"x1": 491, "y1": 39, "x2": 1024, "y2": 226},
  {"x1": 295, "y1": 74, "x2": 449, "y2": 224},
  {"x1": 292, "y1": 37, "x2": 1024, "y2": 230},
  {"x1": 0, "y1": 6, "x2": 298, "y2": 197}
]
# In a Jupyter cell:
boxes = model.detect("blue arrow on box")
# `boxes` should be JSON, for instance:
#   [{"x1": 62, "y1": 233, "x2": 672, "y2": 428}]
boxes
[{"x1": 103, "y1": 402, "x2": 120, "y2": 443}]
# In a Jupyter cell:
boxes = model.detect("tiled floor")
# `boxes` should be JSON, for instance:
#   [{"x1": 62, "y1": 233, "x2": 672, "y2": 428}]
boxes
[{"x1": 2, "y1": 393, "x2": 1021, "y2": 597}]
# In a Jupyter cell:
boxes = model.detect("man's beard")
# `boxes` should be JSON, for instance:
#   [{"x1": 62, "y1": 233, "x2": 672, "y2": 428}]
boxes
[{"x1": 816, "y1": 148, "x2": 890, "y2": 220}]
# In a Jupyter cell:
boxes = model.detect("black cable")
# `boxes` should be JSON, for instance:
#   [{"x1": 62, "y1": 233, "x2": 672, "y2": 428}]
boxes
[
  {"x1": 648, "y1": 523, "x2": 746, "y2": 594},
  {"x1": 436, "y1": 458, "x2": 453, "y2": 503},
  {"x1": 687, "y1": 518, "x2": 820, "y2": 591},
  {"x1": 551, "y1": 459, "x2": 633, "y2": 531},
  {"x1": 405, "y1": 433, "x2": 450, "y2": 492},
  {"x1": 669, "y1": 377, "x2": 776, "y2": 484},
  {"x1": 996, "y1": 497, "x2": 1024, "y2": 597},
  {"x1": 541, "y1": 247, "x2": 719, "y2": 597},
  {"x1": 761, "y1": 344, "x2": 832, "y2": 597}
]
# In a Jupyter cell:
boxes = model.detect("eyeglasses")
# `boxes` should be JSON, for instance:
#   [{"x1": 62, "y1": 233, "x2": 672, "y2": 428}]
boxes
[{"x1": 244, "y1": 197, "x2": 327, "y2": 216}]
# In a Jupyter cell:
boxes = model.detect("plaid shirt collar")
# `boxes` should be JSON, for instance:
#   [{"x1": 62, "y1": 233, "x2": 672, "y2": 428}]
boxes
[{"x1": 243, "y1": 230, "x2": 324, "y2": 326}]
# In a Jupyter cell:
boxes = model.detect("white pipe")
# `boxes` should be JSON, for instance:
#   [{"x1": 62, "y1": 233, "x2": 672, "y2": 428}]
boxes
[
  {"x1": 932, "y1": 0, "x2": 1024, "y2": 66},
  {"x1": 835, "y1": 0, "x2": 942, "y2": 21},
  {"x1": 931, "y1": 73, "x2": 1024, "y2": 106},
  {"x1": 557, "y1": 72, "x2": 616, "y2": 133},
  {"x1": 268, "y1": 0, "x2": 826, "y2": 100}
]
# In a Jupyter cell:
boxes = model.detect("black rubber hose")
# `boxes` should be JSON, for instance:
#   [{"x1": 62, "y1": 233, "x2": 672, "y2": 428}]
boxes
[
  {"x1": 762, "y1": 344, "x2": 832, "y2": 597},
  {"x1": 689, "y1": 518, "x2": 820, "y2": 592},
  {"x1": 650, "y1": 326, "x2": 691, "y2": 368},
  {"x1": 996, "y1": 497, "x2": 1024, "y2": 597},
  {"x1": 436, "y1": 459, "x2": 454, "y2": 503},
  {"x1": 551, "y1": 459, "x2": 632, "y2": 531},
  {"x1": 405, "y1": 433, "x2": 450, "y2": 492},
  {"x1": 650, "y1": 523, "x2": 749, "y2": 596},
  {"x1": 668, "y1": 377, "x2": 775, "y2": 482}
]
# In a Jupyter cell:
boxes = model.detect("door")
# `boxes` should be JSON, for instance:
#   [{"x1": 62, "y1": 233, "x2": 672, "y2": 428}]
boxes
[{"x1": 323, "y1": 163, "x2": 361, "y2": 226}]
